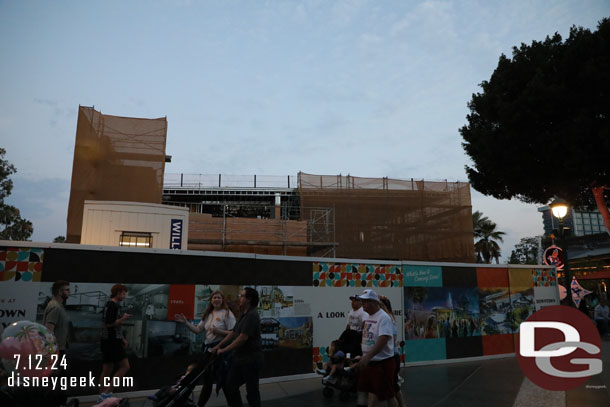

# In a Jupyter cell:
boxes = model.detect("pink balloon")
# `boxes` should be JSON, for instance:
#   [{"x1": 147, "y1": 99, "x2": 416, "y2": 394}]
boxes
[
  {"x1": 1, "y1": 321, "x2": 57, "y2": 378},
  {"x1": 0, "y1": 336, "x2": 20, "y2": 359}
]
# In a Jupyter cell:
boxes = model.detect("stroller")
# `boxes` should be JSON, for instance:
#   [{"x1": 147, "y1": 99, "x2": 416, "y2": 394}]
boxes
[
  {"x1": 152, "y1": 351, "x2": 218, "y2": 407},
  {"x1": 318, "y1": 329, "x2": 362, "y2": 402}
]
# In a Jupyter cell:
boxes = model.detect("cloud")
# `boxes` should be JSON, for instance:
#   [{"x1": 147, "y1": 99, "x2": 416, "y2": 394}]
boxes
[
  {"x1": 391, "y1": 0, "x2": 457, "y2": 43},
  {"x1": 33, "y1": 97, "x2": 73, "y2": 127},
  {"x1": 331, "y1": 0, "x2": 369, "y2": 26}
]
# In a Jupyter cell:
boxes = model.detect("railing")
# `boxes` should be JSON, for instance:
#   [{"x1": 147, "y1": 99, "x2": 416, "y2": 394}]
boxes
[{"x1": 164, "y1": 173, "x2": 298, "y2": 189}]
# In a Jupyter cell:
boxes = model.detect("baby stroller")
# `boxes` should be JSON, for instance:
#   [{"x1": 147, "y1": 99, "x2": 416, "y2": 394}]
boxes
[
  {"x1": 321, "y1": 360, "x2": 358, "y2": 402},
  {"x1": 318, "y1": 329, "x2": 362, "y2": 402},
  {"x1": 152, "y1": 351, "x2": 217, "y2": 407}
]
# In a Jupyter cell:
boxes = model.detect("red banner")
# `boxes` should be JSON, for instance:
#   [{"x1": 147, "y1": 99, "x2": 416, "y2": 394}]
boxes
[{"x1": 168, "y1": 285, "x2": 195, "y2": 320}]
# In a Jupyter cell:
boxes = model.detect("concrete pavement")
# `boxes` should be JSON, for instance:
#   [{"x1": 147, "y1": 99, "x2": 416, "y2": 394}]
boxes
[{"x1": 80, "y1": 341, "x2": 610, "y2": 407}]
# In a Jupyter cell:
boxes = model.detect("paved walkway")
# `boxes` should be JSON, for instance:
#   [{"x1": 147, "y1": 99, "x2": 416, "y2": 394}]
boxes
[{"x1": 80, "y1": 341, "x2": 610, "y2": 407}]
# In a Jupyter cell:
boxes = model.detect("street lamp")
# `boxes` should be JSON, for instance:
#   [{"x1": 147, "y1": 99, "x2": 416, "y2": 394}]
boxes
[
  {"x1": 550, "y1": 198, "x2": 568, "y2": 219},
  {"x1": 549, "y1": 198, "x2": 573, "y2": 306}
]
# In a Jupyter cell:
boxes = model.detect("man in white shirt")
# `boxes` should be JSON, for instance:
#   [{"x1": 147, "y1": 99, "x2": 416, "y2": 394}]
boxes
[
  {"x1": 594, "y1": 299, "x2": 609, "y2": 336},
  {"x1": 347, "y1": 295, "x2": 368, "y2": 332},
  {"x1": 355, "y1": 289, "x2": 397, "y2": 407}
]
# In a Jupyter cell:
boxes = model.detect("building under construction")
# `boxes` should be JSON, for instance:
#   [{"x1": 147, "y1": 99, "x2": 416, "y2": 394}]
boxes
[
  {"x1": 162, "y1": 172, "x2": 474, "y2": 262},
  {"x1": 66, "y1": 106, "x2": 475, "y2": 262}
]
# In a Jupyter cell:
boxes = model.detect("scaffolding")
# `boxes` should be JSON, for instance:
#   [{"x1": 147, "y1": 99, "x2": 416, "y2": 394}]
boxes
[
  {"x1": 186, "y1": 204, "x2": 336, "y2": 257},
  {"x1": 66, "y1": 106, "x2": 168, "y2": 243},
  {"x1": 298, "y1": 172, "x2": 474, "y2": 262}
]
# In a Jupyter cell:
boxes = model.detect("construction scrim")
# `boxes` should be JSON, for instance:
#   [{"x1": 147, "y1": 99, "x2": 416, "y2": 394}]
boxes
[
  {"x1": 188, "y1": 212, "x2": 310, "y2": 256},
  {"x1": 298, "y1": 172, "x2": 475, "y2": 262},
  {"x1": 66, "y1": 106, "x2": 167, "y2": 243}
]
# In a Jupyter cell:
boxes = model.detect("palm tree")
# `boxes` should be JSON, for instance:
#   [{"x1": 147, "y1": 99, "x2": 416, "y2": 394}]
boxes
[{"x1": 472, "y1": 211, "x2": 506, "y2": 264}]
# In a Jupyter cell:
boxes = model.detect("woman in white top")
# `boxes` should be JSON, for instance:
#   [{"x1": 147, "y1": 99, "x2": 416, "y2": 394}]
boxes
[{"x1": 175, "y1": 290, "x2": 236, "y2": 406}]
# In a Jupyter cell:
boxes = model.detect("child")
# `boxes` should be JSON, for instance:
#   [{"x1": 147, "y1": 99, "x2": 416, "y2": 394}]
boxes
[
  {"x1": 149, "y1": 363, "x2": 197, "y2": 405},
  {"x1": 316, "y1": 340, "x2": 346, "y2": 384}
]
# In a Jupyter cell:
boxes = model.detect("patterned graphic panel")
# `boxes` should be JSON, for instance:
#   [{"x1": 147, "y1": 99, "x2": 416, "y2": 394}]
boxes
[
  {"x1": 0, "y1": 247, "x2": 43, "y2": 282},
  {"x1": 313, "y1": 262, "x2": 403, "y2": 288},
  {"x1": 532, "y1": 268, "x2": 557, "y2": 287}
]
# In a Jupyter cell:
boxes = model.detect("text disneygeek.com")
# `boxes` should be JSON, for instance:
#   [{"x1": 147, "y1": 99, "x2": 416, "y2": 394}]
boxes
[{"x1": 8, "y1": 372, "x2": 134, "y2": 392}]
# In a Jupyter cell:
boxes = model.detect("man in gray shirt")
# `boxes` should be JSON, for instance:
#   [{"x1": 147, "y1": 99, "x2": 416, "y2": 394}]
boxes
[
  {"x1": 214, "y1": 287, "x2": 263, "y2": 407},
  {"x1": 43, "y1": 280, "x2": 70, "y2": 355}
]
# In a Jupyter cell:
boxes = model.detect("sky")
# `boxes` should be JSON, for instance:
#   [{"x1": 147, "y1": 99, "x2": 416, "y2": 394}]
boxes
[{"x1": 1, "y1": 0, "x2": 608, "y2": 261}]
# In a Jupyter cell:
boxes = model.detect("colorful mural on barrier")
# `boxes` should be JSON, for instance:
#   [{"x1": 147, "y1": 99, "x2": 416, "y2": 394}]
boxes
[
  {"x1": 0, "y1": 245, "x2": 560, "y2": 394},
  {"x1": 0, "y1": 246, "x2": 43, "y2": 281},
  {"x1": 0, "y1": 247, "x2": 44, "y2": 332},
  {"x1": 403, "y1": 265, "x2": 559, "y2": 363},
  {"x1": 313, "y1": 262, "x2": 403, "y2": 287},
  {"x1": 311, "y1": 262, "x2": 405, "y2": 368}
]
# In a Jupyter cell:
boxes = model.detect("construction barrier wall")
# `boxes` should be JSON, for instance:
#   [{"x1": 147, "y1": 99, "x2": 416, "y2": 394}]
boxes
[
  {"x1": 66, "y1": 106, "x2": 168, "y2": 243},
  {"x1": 0, "y1": 243, "x2": 558, "y2": 395}
]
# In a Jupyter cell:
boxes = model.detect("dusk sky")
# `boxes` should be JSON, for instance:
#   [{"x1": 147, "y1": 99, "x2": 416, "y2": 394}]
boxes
[{"x1": 1, "y1": 1, "x2": 608, "y2": 260}]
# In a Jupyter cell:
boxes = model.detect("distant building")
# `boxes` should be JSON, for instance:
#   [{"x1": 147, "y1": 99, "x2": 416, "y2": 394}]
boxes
[{"x1": 538, "y1": 206, "x2": 607, "y2": 237}]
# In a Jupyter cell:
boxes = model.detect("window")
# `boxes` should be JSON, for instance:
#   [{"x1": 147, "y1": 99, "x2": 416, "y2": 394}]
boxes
[{"x1": 120, "y1": 232, "x2": 153, "y2": 248}]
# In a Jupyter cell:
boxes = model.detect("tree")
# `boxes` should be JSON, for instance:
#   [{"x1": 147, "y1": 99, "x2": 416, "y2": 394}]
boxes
[
  {"x1": 0, "y1": 148, "x2": 33, "y2": 240},
  {"x1": 508, "y1": 236, "x2": 541, "y2": 265},
  {"x1": 53, "y1": 236, "x2": 66, "y2": 243},
  {"x1": 473, "y1": 211, "x2": 505, "y2": 264},
  {"x1": 472, "y1": 211, "x2": 489, "y2": 239},
  {"x1": 461, "y1": 19, "x2": 610, "y2": 231}
]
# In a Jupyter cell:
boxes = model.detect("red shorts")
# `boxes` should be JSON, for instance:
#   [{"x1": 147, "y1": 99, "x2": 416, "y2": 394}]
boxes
[{"x1": 357, "y1": 356, "x2": 396, "y2": 401}]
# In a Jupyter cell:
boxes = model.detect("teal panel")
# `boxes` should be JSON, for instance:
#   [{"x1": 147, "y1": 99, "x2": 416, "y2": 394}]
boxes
[
  {"x1": 404, "y1": 265, "x2": 443, "y2": 287},
  {"x1": 17, "y1": 251, "x2": 30, "y2": 261},
  {"x1": 405, "y1": 338, "x2": 446, "y2": 362}
]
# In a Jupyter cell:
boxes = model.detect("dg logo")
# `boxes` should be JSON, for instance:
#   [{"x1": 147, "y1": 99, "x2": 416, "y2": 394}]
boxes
[{"x1": 517, "y1": 305, "x2": 602, "y2": 390}]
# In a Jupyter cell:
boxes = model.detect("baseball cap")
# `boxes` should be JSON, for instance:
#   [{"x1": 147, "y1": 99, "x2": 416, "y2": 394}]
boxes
[{"x1": 355, "y1": 289, "x2": 380, "y2": 302}]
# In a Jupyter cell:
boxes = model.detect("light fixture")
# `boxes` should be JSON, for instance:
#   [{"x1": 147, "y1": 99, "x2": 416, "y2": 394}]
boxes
[{"x1": 550, "y1": 198, "x2": 569, "y2": 219}]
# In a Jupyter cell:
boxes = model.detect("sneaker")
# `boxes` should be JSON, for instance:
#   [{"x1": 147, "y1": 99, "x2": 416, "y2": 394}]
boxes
[
  {"x1": 397, "y1": 375, "x2": 405, "y2": 387},
  {"x1": 315, "y1": 368, "x2": 326, "y2": 375},
  {"x1": 344, "y1": 366, "x2": 351, "y2": 372},
  {"x1": 97, "y1": 393, "x2": 113, "y2": 404}
]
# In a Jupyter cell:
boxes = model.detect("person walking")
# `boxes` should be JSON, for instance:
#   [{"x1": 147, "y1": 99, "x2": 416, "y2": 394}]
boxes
[
  {"x1": 379, "y1": 295, "x2": 405, "y2": 407},
  {"x1": 42, "y1": 280, "x2": 70, "y2": 357},
  {"x1": 175, "y1": 290, "x2": 236, "y2": 406},
  {"x1": 212, "y1": 287, "x2": 263, "y2": 407},
  {"x1": 347, "y1": 294, "x2": 369, "y2": 332},
  {"x1": 354, "y1": 289, "x2": 397, "y2": 407},
  {"x1": 594, "y1": 299, "x2": 610, "y2": 336},
  {"x1": 98, "y1": 284, "x2": 132, "y2": 404}
]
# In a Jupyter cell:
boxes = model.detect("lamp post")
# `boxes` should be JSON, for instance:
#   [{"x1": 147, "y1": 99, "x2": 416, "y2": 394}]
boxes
[{"x1": 549, "y1": 198, "x2": 574, "y2": 307}]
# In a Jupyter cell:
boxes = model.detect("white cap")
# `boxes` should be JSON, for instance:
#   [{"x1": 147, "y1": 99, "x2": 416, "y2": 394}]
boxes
[{"x1": 355, "y1": 289, "x2": 380, "y2": 303}]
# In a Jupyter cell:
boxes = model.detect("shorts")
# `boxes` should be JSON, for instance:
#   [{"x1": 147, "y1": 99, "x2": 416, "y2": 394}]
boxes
[
  {"x1": 101, "y1": 338, "x2": 126, "y2": 363},
  {"x1": 357, "y1": 356, "x2": 396, "y2": 401}
]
